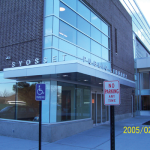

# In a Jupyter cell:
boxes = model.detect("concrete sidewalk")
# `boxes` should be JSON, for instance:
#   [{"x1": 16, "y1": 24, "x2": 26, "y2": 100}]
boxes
[{"x1": 0, "y1": 116, "x2": 150, "y2": 150}]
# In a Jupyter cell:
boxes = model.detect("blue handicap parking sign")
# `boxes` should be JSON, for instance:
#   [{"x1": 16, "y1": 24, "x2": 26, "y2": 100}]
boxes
[{"x1": 35, "y1": 84, "x2": 46, "y2": 101}]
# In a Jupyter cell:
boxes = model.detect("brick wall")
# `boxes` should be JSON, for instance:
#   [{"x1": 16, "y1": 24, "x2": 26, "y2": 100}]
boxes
[{"x1": 0, "y1": 0, "x2": 44, "y2": 70}]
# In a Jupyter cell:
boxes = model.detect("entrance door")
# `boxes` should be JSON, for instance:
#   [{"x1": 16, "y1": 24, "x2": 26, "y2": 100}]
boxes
[{"x1": 92, "y1": 93, "x2": 109, "y2": 125}]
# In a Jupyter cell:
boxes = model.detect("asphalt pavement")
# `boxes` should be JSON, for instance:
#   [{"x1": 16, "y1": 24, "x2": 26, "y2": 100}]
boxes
[{"x1": 0, "y1": 116, "x2": 150, "y2": 150}]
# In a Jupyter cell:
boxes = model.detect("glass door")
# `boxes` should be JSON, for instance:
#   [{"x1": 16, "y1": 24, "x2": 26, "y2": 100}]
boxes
[{"x1": 92, "y1": 92, "x2": 109, "y2": 125}]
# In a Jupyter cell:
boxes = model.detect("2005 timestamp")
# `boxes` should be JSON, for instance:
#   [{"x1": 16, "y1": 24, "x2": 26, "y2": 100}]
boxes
[{"x1": 123, "y1": 126, "x2": 150, "y2": 134}]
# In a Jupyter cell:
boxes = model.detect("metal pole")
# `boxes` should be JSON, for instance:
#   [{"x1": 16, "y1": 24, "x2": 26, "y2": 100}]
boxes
[
  {"x1": 110, "y1": 106, "x2": 115, "y2": 150},
  {"x1": 39, "y1": 101, "x2": 42, "y2": 150}
]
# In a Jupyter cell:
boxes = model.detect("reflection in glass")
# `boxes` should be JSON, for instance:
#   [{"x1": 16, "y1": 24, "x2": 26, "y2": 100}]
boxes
[
  {"x1": 91, "y1": 12, "x2": 101, "y2": 30},
  {"x1": 0, "y1": 83, "x2": 16, "y2": 119},
  {"x1": 77, "y1": 47, "x2": 91, "y2": 60},
  {"x1": 61, "y1": 0, "x2": 77, "y2": 11},
  {"x1": 92, "y1": 93, "x2": 96, "y2": 124},
  {"x1": 57, "y1": 82, "x2": 90, "y2": 122},
  {"x1": 102, "y1": 21, "x2": 108, "y2": 36},
  {"x1": 91, "y1": 25, "x2": 101, "y2": 43},
  {"x1": 59, "y1": 39, "x2": 76, "y2": 56},
  {"x1": 91, "y1": 40, "x2": 102, "y2": 57},
  {"x1": 16, "y1": 82, "x2": 39, "y2": 121},
  {"x1": 45, "y1": 0, "x2": 53, "y2": 16},
  {"x1": 77, "y1": 31, "x2": 90, "y2": 51},
  {"x1": 78, "y1": 1, "x2": 90, "y2": 21},
  {"x1": 44, "y1": 17, "x2": 53, "y2": 36},
  {"x1": 102, "y1": 47, "x2": 109, "y2": 61},
  {"x1": 59, "y1": 21, "x2": 76, "y2": 44},
  {"x1": 44, "y1": 36, "x2": 52, "y2": 48},
  {"x1": 102, "y1": 34, "x2": 108, "y2": 48},
  {"x1": 60, "y1": 2, "x2": 76, "y2": 27},
  {"x1": 77, "y1": 15, "x2": 90, "y2": 36}
]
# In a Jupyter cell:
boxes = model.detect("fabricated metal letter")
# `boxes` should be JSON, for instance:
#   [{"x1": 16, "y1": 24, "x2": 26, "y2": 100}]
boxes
[
  {"x1": 26, "y1": 60, "x2": 31, "y2": 65},
  {"x1": 19, "y1": 61, "x2": 22, "y2": 67},
  {"x1": 43, "y1": 57, "x2": 47, "y2": 63},
  {"x1": 53, "y1": 56, "x2": 57, "y2": 62},
  {"x1": 35, "y1": 58, "x2": 39, "y2": 64},
  {"x1": 12, "y1": 62, "x2": 15, "y2": 67},
  {"x1": 62, "y1": 55, "x2": 66, "y2": 61}
]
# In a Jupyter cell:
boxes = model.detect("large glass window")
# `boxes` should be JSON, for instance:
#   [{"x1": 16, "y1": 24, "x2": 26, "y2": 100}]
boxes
[
  {"x1": 16, "y1": 82, "x2": 39, "y2": 121},
  {"x1": 77, "y1": 1, "x2": 90, "y2": 22},
  {"x1": 45, "y1": 0, "x2": 53, "y2": 16},
  {"x1": 59, "y1": 39, "x2": 76, "y2": 56},
  {"x1": 91, "y1": 25, "x2": 101, "y2": 43},
  {"x1": 102, "y1": 47, "x2": 109, "y2": 61},
  {"x1": 142, "y1": 72, "x2": 149, "y2": 89},
  {"x1": 77, "y1": 16, "x2": 90, "y2": 36},
  {"x1": 102, "y1": 21, "x2": 108, "y2": 36},
  {"x1": 44, "y1": 17, "x2": 53, "y2": 36},
  {"x1": 77, "y1": 31, "x2": 90, "y2": 51},
  {"x1": 62, "y1": 0, "x2": 77, "y2": 11},
  {"x1": 59, "y1": 21, "x2": 77, "y2": 44},
  {"x1": 91, "y1": 12, "x2": 101, "y2": 30},
  {"x1": 91, "y1": 40, "x2": 102, "y2": 57},
  {"x1": 102, "y1": 34, "x2": 108, "y2": 48},
  {"x1": 57, "y1": 82, "x2": 90, "y2": 122},
  {"x1": 59, "y1": 2, "x2": 76, "y2": 27},
  {"x1": 0, "y1": 83, "x2": 16, "y2": 120}
]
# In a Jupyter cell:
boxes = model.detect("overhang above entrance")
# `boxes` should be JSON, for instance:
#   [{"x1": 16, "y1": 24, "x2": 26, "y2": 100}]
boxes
[{"x1": 3, "y1": 60, "x2": 135, "y2": 88}]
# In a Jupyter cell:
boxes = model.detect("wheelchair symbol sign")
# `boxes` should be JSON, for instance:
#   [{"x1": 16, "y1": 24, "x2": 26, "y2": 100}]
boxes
[{"x1": 35, "y1": 84, "x2": 45, "y2": 101}]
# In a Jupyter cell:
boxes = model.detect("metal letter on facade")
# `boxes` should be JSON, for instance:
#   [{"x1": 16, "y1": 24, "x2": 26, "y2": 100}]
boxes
[
  {"x1": 62, "y1": 55, "x2": 66, "y2": 61},
  {"x1": 43, "y1": 57, "x2": 47, "y2": 63},
  {"x1": 26, "y1": 60, "x2": 31, "y2": 65},
  {"x1": 12, "y1": 62, "x2": 15, "y2": 67},
  {"x1": 52, "y1": 56, "x2": 57, "y2": 62},
  {"x1": 35, "y1": 58, "x2": 39, "y2": 64},
  {"x1": 19, "y1": 61, "x2": 22, "y2": 67}
]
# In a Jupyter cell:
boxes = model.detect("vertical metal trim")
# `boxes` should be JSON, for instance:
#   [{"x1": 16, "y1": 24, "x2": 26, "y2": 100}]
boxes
[
  {"x1": 95, "y1": 92, "x2": 97, "y2": 125},
  {"x1": 101, "y1": 94, "x2": 102, "y2": 123}
]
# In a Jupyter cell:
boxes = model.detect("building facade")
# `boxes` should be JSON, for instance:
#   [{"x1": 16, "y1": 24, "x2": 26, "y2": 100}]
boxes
[
  {"x1": 0, "y1": 0, "x2": 135, "y2": 142},
  {"x1": 120, "y1": 0, "x2": 150, "y2": 116}
]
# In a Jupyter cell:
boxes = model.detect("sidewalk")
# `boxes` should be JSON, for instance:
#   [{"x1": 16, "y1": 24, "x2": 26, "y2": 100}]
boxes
[{"x1": 0, "y1": 116, "x2": 150, "y2": 150}]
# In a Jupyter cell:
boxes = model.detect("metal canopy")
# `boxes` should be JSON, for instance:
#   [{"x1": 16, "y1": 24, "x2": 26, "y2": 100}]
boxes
[{"x1": 3, "y1": 60, "x2": 135, "y2": 88}]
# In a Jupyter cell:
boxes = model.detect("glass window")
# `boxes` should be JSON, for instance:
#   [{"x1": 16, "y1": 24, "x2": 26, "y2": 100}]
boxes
[
  {"x1": 44, "y1": 36, "x2": 52, "y2": 48},
  {"x1": 0, "y1": 83, "x2": 16, "y2": 120},
  {"x1": 91, "y1": 54, "x2": 101, "y2": 65},
  {"x1": 53, "y1": 17, "x2": 59, "y2": 36},
  {"x1": 76, "y1": 85, "x2": 91, "y2": 119},
  {"x1": 54, "y1": 0, "x2": 59, "y2": 16},
  {"x1": 102, "y1": 34, "x2": 108, "y2": 48},
  {"x1": 91, "y1": 40, "x2": 102, "y2": 57},
  {"x1": 142, "y1": 72, "x2": 149, "y2": 89},
  {"x1": 77, "y1": 15, "x2": 90, "y2": 36},
  {"x1": 59, "y1": 51, "x2": 76, "y2": 62},
  {"x1": 59, "y1": 39, "x2": 76, "y2": 56},
  {"x1": 77, "y1": 1, "x2": 90, "y2": 21},
  {"x1": 91, "y1": 12, "x2": 101, "y2": 30},
  {"x1": 77, "y1": 47, "x2": 91, "y2": 60},
  {"x1": 59, "y1": 21, "x2": 77, "y2": 44},
  {"x1": 43, "y1": 49, "x2": 52, "y2": 63},
  {"x1": 44, "y1": 17, "x2": 53, "y2": 36},
  {"x1": 91, "y1": 25, "x2": 101, "y2": 43},
  {"x1": 102, "y1": 47, "x2": 109, "y2": 61},
  {"x1": 57, "y1": 82, "x2": 91, "y2": 122},
  {"x1": 102, "y1": 21, "x2": 108, "y2": 36},
  {"x1": 53, "y1": 36, "x2": 59, "y2": 49},
  {"x1": 45, "y1": 0, "x2": 53, "y2": 16},
  {"x1": 60, "y1": 2, "x2": 76, "y2": 27},
  {"x1": 61, "y1": 0, "x2": 77, "y2": 11},
  {"x1": 101, "y1": 59, "x2": 110, "y2": 70},
  {"x1": 77, "y1": 31, "x2": 90, "y2": 51},
  {"x1": 16, "y1": 82, "x2": 39, "y2": 121}
]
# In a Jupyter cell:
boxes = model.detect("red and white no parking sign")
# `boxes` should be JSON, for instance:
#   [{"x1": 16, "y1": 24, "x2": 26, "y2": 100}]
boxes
[{"x1": 103, "y1": 80, "x2": 120, "y2": 105}]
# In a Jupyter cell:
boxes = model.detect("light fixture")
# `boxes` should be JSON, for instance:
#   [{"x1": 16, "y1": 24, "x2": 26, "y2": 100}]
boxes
[
  {"x1": 99, "y1": 83, "x2": 102, "y2": 84},
  {"x1": 63, "y1": 75, "x2": 68, "y2": 77},
  {"x1": 84, "y1": 80, "x2": 88, "y2": 81},
  {"x1": 60, "y1": 7, "x2": 65, "y2": 11}
]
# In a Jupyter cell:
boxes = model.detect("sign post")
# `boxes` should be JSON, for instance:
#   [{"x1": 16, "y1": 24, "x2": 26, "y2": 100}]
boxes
[
  {"x1": 103, "y1": 80, "x2": 120, "y2": 150},
  {"x1": 35, "y1": 84, "x2": 46, "y2": 150}
]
